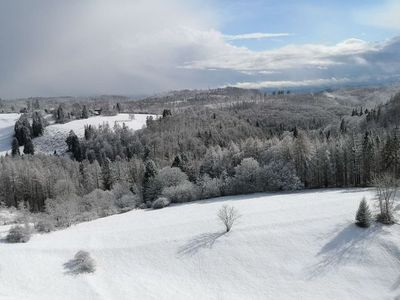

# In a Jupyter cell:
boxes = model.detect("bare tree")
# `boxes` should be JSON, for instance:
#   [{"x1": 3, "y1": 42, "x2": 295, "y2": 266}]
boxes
[
  {"x1": 218, "y1": 205, "x2": 240, "y2": 232},
  {"x1": 373, "y1": 173, "x2": 398, "y2": 224}
]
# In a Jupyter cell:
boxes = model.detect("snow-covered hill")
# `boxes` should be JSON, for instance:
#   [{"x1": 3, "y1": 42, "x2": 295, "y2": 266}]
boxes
[
  {"x1": 0, "y1": 189, "x2": 398, "y2": 300},
  {"x1": 0, "y1": 113, "x2": 20, "y2": 155},
  {"x1": 33, "y1": 113, "x2": 154, "y2": 154}
]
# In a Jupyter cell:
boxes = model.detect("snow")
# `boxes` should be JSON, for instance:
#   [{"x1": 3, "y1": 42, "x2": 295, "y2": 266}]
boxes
[
  {"x1": 0, "y1": 113, "x2": 154, "y2": 156},
  {"x1": 32, "y1": 113, "x2": 154, "y2": 154},
  {"x1": 0, "y1": 188, "x2": 399, "y2": 300},
  {"x1": 0, "y1": 113, "x2": 20, "y2": 155}
]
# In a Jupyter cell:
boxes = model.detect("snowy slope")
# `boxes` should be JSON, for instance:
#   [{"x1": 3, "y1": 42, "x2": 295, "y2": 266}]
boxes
[
  {"x1": 0, "y1": 189, "x2": 399, "y2": 300},
  {"x1": 0, "y1": 113, "x2": 20, "y2": 155},
  {"x1": 33, "y1": 113, "x2": 154, "y2": 154}
]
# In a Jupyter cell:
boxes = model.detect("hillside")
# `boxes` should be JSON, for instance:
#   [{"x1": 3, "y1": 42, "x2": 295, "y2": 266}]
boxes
[
  {"x1": 0, "y1": 189, "x2": 398, "y2": 300},
  {"x1": 0, "y1": 113, "x2": 154, "y2": 156}
]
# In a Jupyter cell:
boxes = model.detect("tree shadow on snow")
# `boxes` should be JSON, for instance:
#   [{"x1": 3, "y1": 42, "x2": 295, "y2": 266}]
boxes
[
  {"x1": 177, "y1": 231, "x2": 225, "y2": 257},
  {"x1": 307, "y1": 223, "x2": 386, "y2": 279}
]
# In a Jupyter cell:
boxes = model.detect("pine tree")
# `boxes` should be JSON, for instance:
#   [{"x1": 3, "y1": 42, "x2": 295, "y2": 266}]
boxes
[
  {"x1": 11, "y1": 138, "x2": 20, "y2": 156},
  {"x1": 23, "y1": 138, "x2": 34, "y2": 155},
  {"x1": 81, "y1": 105, "x2": 89, "y2": 119},
  {"x1": 355, "y1": 198, "x2": 372, "y2": 228}
]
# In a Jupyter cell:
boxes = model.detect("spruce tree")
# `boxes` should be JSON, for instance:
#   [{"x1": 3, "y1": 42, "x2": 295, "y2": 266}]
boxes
[
  {"x1": 11, "y1": 138, "x2": 20, "y2": 156},
  {"x1": 355, "y1": 197, "x2": 372, "y2": 228},
  {"x1": 143, "y1": 160, "x2": 157, "y2": 202},
  {"x1": 101, "y1": 158, "x2": 113, "y2": 190},
  {"x1": 81, "y1": 105, "x2": 89, "y2": 119},
  {"x1": 23, "y1": 138, "x2": 34, "y2": 155},
  {"x1": 32, "y1": 112, "x2": 44, "y2": 137}
]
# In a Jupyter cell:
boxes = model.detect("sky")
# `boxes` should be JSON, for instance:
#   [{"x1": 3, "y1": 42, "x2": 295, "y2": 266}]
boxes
[{"x1": 0, "y1": 0, "x2": 399, "y2": 98}]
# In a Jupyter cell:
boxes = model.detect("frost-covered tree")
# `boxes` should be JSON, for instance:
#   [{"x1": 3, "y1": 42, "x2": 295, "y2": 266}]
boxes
[
  {"x1": 232, "y1": 157, "x2": 261, "y2": 194},
  {"x1": 373, "y1": 173, "x2": 398, "y2": 224}
]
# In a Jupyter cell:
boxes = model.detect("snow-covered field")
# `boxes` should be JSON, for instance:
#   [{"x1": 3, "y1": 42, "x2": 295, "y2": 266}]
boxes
[
  {"x1": 0, "y1": 113, "x2": 20, "y2": 155},
  {"x1": 0, "y1": 189, "x2": 399, "y2": 300}
]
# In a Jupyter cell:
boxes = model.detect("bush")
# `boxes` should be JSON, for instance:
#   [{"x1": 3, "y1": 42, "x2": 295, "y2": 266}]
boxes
[
  {"x1": 146, "y1": 201, "x2": 152, "y2": 208},
  {"x1": 376, "y1": 212, "x2": 395, "y2": 225},
  {"x1": 6, "y1": 225, "x2": 31, "y2": 243},
  {"x1": 34, "y1": 218, "x2": 55, "y2": 233},
  {"x1": 114, "y1": 194, "x2": 137, "y2": 211},
  {"x1": 355, "y1": 198, "x2": 372, "y2": 228},
  {"x1": 138, "y1": 203, "x2": 147, "y2": 209},
  {"x1": 45, "y1": 195, "x2": 80, "y2": 228},
  {"x1": 80, "y1": 189, "x2": 117, "y2": 218},
  {"x1": 162, "y1": 181, "x2": 197, "y2": 203},
  {"x1": 64, "y1": 250, "x2": 96, "y2": 274},
  {"x1": 152, "y1": 197, "x2": 170, "y2": 209}
]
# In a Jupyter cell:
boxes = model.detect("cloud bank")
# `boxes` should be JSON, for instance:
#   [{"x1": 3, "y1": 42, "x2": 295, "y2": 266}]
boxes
[{"x1": 0, "y1": 0, "x2": 399, "y2": 98}]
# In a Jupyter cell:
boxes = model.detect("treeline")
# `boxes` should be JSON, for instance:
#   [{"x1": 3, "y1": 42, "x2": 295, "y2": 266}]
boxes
[{"x1": 3, "y1": 92, "x2": 400, "y2": 224}]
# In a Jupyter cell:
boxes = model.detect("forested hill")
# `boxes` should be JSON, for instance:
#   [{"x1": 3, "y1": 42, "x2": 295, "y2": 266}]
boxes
[
  {"x1": 1, "y1": 84, "x2": 400, "y2": 214},
  {"x1": 0, "y1": 84, "x2": 399, "y2": 116}
]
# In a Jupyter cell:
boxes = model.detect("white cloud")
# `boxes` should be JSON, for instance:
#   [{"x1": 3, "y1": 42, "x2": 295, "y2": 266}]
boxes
[
  {"x1": 231, "y1": 78, "x2": 350, "y2": 89},
  {"x1": 183, "y1": 37, "x2": 381, "y2": 72},
  {"x1": 224, "y1": 32, "x2": 290, "y2": 41},
  {"x1": 0, "y1": 0, "x2": 399, "y2": 98}
]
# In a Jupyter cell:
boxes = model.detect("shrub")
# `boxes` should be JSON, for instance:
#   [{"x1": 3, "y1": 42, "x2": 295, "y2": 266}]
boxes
[
  {"x1": 146, "y1": 201, "x2": 152, "y2": 208},
  {"x1": 152, "y1": 197, "x2": 170, "y2": 209},
  {"x1": 162, "y1": 181, "x2": 197, "y2": 203},
  {"x1": 64, "y1": 250, "x2": 96, "y2": 274},
  {"x1": 34, "y1": 218, "x2": 55, "y2": 233},
  {"x1": 355, "y1": 198, "x2": 372, "y2": 228},
  {"x1": 114, "y1": 194, "x2": 137, "y2": 211},
  {"x1": 45, "y1": 195, "x2": 80, "y2": 228},
  {"x1": 80, "y1": 189, "x2": 117, "y2": 218},
  {"x1": 6, "y1": 225, "x2": 31, "y2": 243},
  {"x1": 138, "y1": 203, "x2": 147, "y2": 209}
]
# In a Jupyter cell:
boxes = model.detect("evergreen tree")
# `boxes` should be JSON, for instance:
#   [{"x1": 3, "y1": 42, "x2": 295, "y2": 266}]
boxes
[
  {"x1": 32, "y1": 111, "x2": 44, "y2": 137},
  {"x1": 11, "y1": 138, "x2": 20, "y2": 156},
  {"x1": 101, "y1": 158, "x2": 113, "y2": 190},
  {"x1": 65, "y1": 130, "x2": 82, "y2": 161},
  {"x1": 143, "y1": 160, "x2": 157, "y2": 202},
  {"x1": 355, "y1": 197, "x2": 372, "y2": 228},
  {"x1": 23, "y1": 138, "x2": 34, "y2": 155},
  {"x1": 56, "y1": 105, "x2": 65, "y2": 123},
  {"x1": 81, "y1": 105, "x2": 89, "y2": 119}
]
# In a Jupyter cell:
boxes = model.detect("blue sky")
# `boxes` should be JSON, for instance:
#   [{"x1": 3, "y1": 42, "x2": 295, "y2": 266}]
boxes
[
  {"x1": 0, "y1": 0, "x2": 399, "y2": 97},
  {"x1": 214, "y1": 0, "x2": 398, "y2": 48}
]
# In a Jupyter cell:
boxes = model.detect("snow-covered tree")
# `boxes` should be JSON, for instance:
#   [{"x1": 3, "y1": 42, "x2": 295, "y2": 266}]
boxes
[{"x1": 355, "y1": 197, "x2": 372, "y2": 228}]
